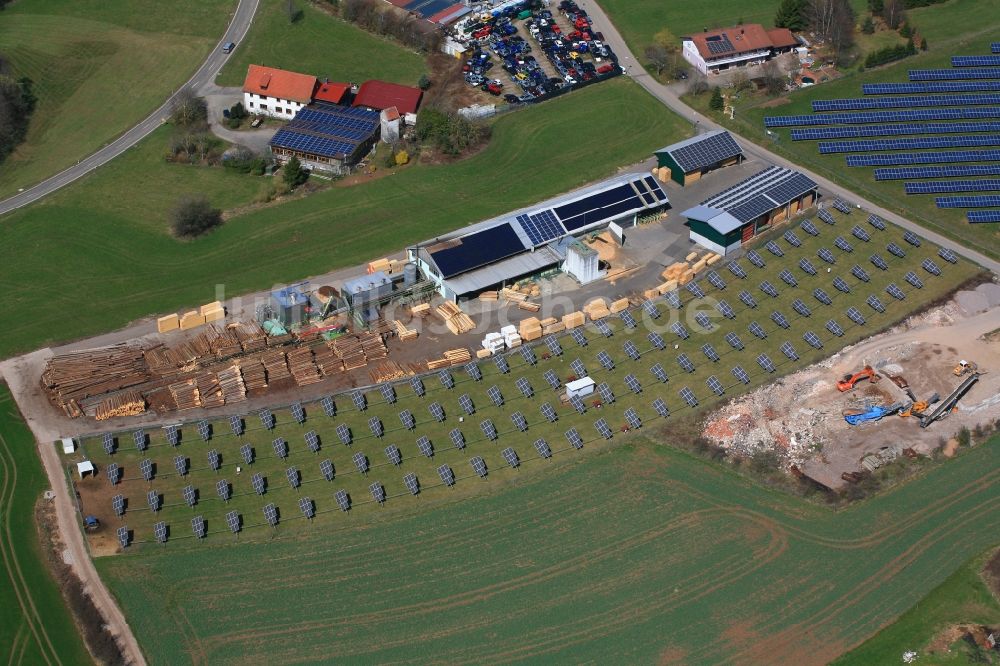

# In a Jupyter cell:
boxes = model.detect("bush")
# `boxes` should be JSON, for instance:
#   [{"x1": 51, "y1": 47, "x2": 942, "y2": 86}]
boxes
[
  {"x1": 957, "y1": 426, "x2": 971, "y2": 447},
  {"x1": 170, "y1": 195, "x2": 222, "y2": 237},
  {"x1": 229, "y1": 102, "x2": 248, "y2": 120},
  {"x1": 864, "y1": 40, "x2": 916, "y2": 68},
  {"x1": 861, "y1": 16, "x2": 875, "y2": 34},
  {"x1": 418, "y1": 74, "x2": 431, "y2": 90},
  {"x1": 394, "y1": 150, "x2": 409, "y2": 165},
  {"x1": 415, "y1": 107, "x2": 490, "y2": 155},
  {"x1": 170, "y1": 89, "x2": 208, "y2": 127}
]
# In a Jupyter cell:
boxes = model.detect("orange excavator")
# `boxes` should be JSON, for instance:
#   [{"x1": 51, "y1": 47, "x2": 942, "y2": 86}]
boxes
[{"x1": 837, "y1": 365, "x2": 880, "y2": 392}]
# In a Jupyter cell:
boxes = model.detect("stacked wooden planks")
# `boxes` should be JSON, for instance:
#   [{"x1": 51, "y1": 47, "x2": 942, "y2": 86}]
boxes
[
  {"x1": 168, "y1": 379, "x2": 201, "y2": 411},
  {"x1": 210, "y1": 327, "x2": 242, "y2": 359},
  {"x1": 435, "y1": 302, "x2": 475, "y2": 335},
  {"x1": 288, "y1": 347, "x2": 322, "y2": 386},
  {"x1": 410, "y1": 303, "x2": 432, "y2": 318},
  {"x1": 94, "y1": 391, "x2": 146, "y2": 421},
  {"x1": 41, "y1": 345, "x2": 150, "y2": 410},
  {"x1": 393, "y1": 320, "x2": 418, "y2": 341},
  {"x1": 217, "y1": 364, "x2": 247, "y2": 402},
  {"x1": 369, "y1": 361, "x2": 410, "y2": 384},
  {"x1": 583, "y1": 298, "x2": 610, "y2": 320},
  {"x1": 478, "y1": 291, "x2": 499, "y2": 302},
  {"x1": 427, "y1": 348, "x2": 471, "y2": 369}
]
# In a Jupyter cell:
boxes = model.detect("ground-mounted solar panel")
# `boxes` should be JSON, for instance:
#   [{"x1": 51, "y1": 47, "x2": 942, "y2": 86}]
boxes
[
  {"x1": 380, "y1": 384, "x2": 396, "y2": 405},
  {"x1": 511, "y1": 411, "x2": 528, "y2": 432},
  {"x1": 259, "y1": 408, "x2": 274, "y2": 430},
  {"x1": 846, "y1": 306, "x2": 867, "y2": 326},
  {"x1": 290, "y1": 402, "x2": 306, "y2": 425},
  {"x1": 687, "y1": 281, "x2": 706, "y2": 299},
  {"x1": 353, "y1": 451, "x2": 369, "y2": 475},
  {"x1": 466, "y1": 362, "x2": 482, "y2": 382},
  {"x1": 886, "y1": 283, "x2": 906, "y2": 300},
  {"x1": 782, "y1": 230, "x2": 802, "y2": 248},
  {"x1": 520, "y1": 345, "x2": 537, "y2": 365},
  {"x1": 594, "y1": 319, "x2": 613, "y2": 338},
  {"x1": 439, "y1": 370, "x2": 455, "y2": 389},
  {"x1": 470, "y1": 456, "x2": 488, "y2": 478},
  {"x1": 271, "y1": 437, "x2": 288, "y2": 459},
  {"x1": 707, "y1": 271, "x2": 727, "y2": 290},
  {"x1": 622, "y1": 341, "x2": 641, "y2": 362},
  {"x1": 416, "y1": 435, "x2": 435, "y2": 457},
  {"x1": 438, "y1": 464, "x2": 455, "y2": 487},
  {"x1": 904, "y1": 271, "x2": 924, "y2": 289},
  {"x1": 642, "y1": 300, "x2": 662, "y2": 319},
  {"x1": 459, "y1": 393, "x2": 475, "y2": 415},
  {"x1": 903, "y1": 230, "x2": 922, "y2": 247},
  {"x1": 664, "y1": 290, "x2": 682, "y2": 309},
  {"x1": 813, "y1": 289, "x2": 833, "y2": 306},
  {"x1": 424, "y1": 402, "x2": 444, "y2": 424},
  {"x1": 800, "y1": 219, "x2": 820, "y2": 236},
  {"x1": 174, "y1": 454, "x2": 187, "y2": 477},
  {"x1": 818, "y1": 248, "x2": 837, "y2": 264},
  {"x1": 732, "y1": 365, "x2": 751, "y2": 385},
  {"x1": 543, "y1": 369, "x2": 561, "y2": 390},
  {"x1": 203, "y1": 447, "x2": 219, "y2": 473},
  {"x1": 619, "y1": 309, "x2": 637, "y2": 328},
  {"x1": 197, "y1": 420, "x2": 211, "y2": 441},
  {"x1": 139, "y1": 458, "x2": 153, "y2": 481},
  {"x1": 494, "y1": 354, "x2": 510, "y2": 374},
  {"x1": 368, "y1": 416, "x2": 383, "y2": 438},
  {"x1": 532, "y1": 437, "x2": 553, "y2": 460},
  {"x1": 262, "y1": 502, "x2": 279, "y2": 527},
  {"x1": 850, "y1": 225, "x2": 871, "y2": 243},
  {"x1": 867, "y1": 214, "x2": 887, "y2": 231},
  {"x1": 695, "y1": 312, "x2": 713, "y2": 331},
  {"x1": 321, "y1": 395, "x2": 337, "y2": 416},
  {"x1": 834, "y1": 236, "x2": 854, "y2": 254},
  {"x1": 739, "y1": 290, "x2": 758, "y2": 309},
  {"x1": 824, "y1": 318, "x2": 845, "y2": 337},
  {"x1": 729, "y1": 261, "x2": 748, "y2": 279},
  {"x1": 487, "y1": 385, "x2": 503, "y2": 408},
  {"x1": 760, "y1": 281, "x2": 779, "y2": 298},
  {"x1": 594, "y1": 418, "x2": 613, "y2": 439},
  {"x1": 717, "y1": 332, "x2": 743, "y2": 355},
  {"x1": 746, "y1": 250, "x2": 765, "y2": 268},
  {"x1": 676, "y1": 354, "x2": 695, "y2": 373},
  {"x1": 246, "y1": 472, "x2": 264, "y2": 497},
  {"x1": 566, "y1": 428, "x2": 584, "y2": 449},
  {"x1": 331, "y1": 424, "x2": 350, "y2": 448},
  {"x1": 351, "y1": 391, "x2": 367, "y2": 412},
  {"x1": 217, "y1": 477, "x2": 232, "y2": 501},
  {"x1": 847, "y1": 265, "x2": 869, "y2": 284},
  {"x1": 870, "y1": 254, "x2": 889, "y2": 271},
  {"x1": 112, "y1": 494, "x2": 125, "y2": 516},
  {"x1": 648, "y1": 332, "x2": 666, "y2": 351},
  {"x1": 650, "y1": 362, "x2": 669, "y2": 383},
  {"x1": 621, "y1": 407, "x2": 641, "y2": 430},
  {"x1": 652, "y1": 398, "x2": 670, "y2": 418},
  {"x1": 508, "y1": 378, "x2": 531, "y2": 402},
  {"x1": 540, "y1": 401, "x2": 558, "y2": 423},
  {"x1": 286, "y1": 466, "x2": 301, "y2": 489},
  {"x1": 546, "y1": 337, "x2": 563, "y2": 357},
  {"x1": 501, "y1": 447, "x2": 521, "y2": 469},
  {"x1": 757, "y1": 353, "x2": 777, "y2": 373},
  {"x1": 570, "y1": 358, "x2": 587, "y2": 378},
  {"x1": 832, "y1": 276, "x2": 851, "y2": 293},
  {"x1": 804, "y1": 331, "x2": 824, "y2": 349},
  {"x1": 240, "y1": 443, "x2": 254, "y2": 465},
  {"x1": 570, "y1": 395, "x2": 587, "y2": 414},
  {"x1": 765, "y1": 240, "x2": 784, "y2": 257},
  {"x1": 117, "y1": 526, "x2": 129, "y2": 549},
  {"x1": 748, "y1": 321, "x2": 768, "y2": 340},
  {"x1": 480, "y1": 418, "x2": 499, "y2": 441},
  {"x1": 384, "y1": 444, "x2": 403, "y2": 466},
  {"x1": 180, "y1": 484, "x2": 196, "y2": 508},
  {"x1": 133, "y1": 429, "x2": 147, "y2": 452},
  {"x1": 921, "y1": 258, "x2": 942, "y2": 276},
  {"x1": 571, "y1": 328, "x2": 588, "y2": 347},
  {"x1": 369, "y1": 483, "x2": 385, "y2": 504},
  {"x1": 319, "y1": 458, "x2": 334, "y2": 481},
  {"x1": 679, "y1": 386, "x2": 699, "y2": 408},
  {"x1": 395, "y1": 409, "x2": 414, "y2": 431},
  {"x1": 819, "y1": 209, "x2": 837, "y2": 225},
  {"x1": 938, "y1": 247, "x2": 958, "y2": 263},
  {"x1": 449, "y1": 427, "x2": 466, "y2": 450},
  {"x1": 780, "y1": 341, "x2": 799, "y2": 361},
  {"x1": 833, "y1": 199, "x2": 854, "y2": 214},
  {"x1": 670, "y1": 322, "x2": 690, "y2": 340},
  {"x1": 771, "y1": 310, "x2": 791, "y2": 329},
  {"x1": 625, "y1": 374, "x2": 642, "y2": 394},
  {"x1": 102, "y1": 432, "x2": 116, "y2": 455},
  {"x1": 402, "y1": 472, "x2": 420, "y2": 495},
  {"x1": 706, "y1": 376, "x2": 725, "y2": 396},
  {"x1": 335, "y1": 489, "x2": 351, "y2": 511},
  {"x1": 717, "y1": 300, "x2": 737, "y2": 320},
  {"x1": 701, "y1": 344, "x2": 720, "y2": 363},
  {"x1": 887, "y1": 242, "x2": 906, "y2": 258}
]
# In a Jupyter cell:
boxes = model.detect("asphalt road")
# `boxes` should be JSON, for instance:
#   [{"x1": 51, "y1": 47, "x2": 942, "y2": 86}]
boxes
[
  {"x1": 577, "y1": 0, "x2": 1000, "y2": 276},
  {"x1": 0, "y1": 0, "x2": 260, "y2": 217}
]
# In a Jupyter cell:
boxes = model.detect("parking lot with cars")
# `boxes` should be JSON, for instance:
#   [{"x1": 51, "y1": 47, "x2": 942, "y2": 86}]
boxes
[{"x1": 452, "y1": 1, "x2": 620, "y2": 104}]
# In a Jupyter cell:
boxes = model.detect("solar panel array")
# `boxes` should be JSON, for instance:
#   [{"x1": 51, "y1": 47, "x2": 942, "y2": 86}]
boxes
[
  {"x1": 648, "y1": 332, "x2": 666, "y2": 350},
  {"x1": 922, "y1": 258, "x2": 942, "y2": 275},
  {"x1": 728, "y1": 261, "x2": 748, "y2": 279},
  {"x1": 541, "y1": 402, "x2": 558, "y2": 422},
  {"x1": 818, "y1": 248, "x2": 837, "y2": 264},
  {"x1": 871, "y1": 253, "x2": 889, "y2": 270},
  {"x1": 801, "y1": 219, "x2": 820, "y2": 236},
  {"x1": 240, "y1": 444, "x2": 254, "y2": 465},
  {"x1": 565, "y1": 428, "x2": 583, "y2": 449},
  {"x1": 779, "y1": 268, "x2": 798, "y2": 286},
  {"x1": 594, "y1": 319, "x2": 612, "y2": 337},
  {"x1": 886, "y1": 283, "x2": 907, "y2": 300},
  {"x1": 370, "y1": 483, "x2": 385, "y2": 504},
  {"x1": 570, "y1": 395, "x2": 586, "y2": 414},
  {"x1": 687, "y1": 281, "x2": 706, "y2": 299},
  {"x1": 429, "y1": 402, "x2": 445, "y2": 422},
  {"x1": 664, "y1": 290, "x2": 682, "y2": 309},
  {"x1": 403, "y1": 473, "x2": 419, "y2": 495},
  {"x1": 906, "y1": 178, "x2": 1000, "y2": 194},
  {"x1": 103, "y1": 433, "x2": 115, "y2": 455},
  {"x1": 286, "y1": 466, "x2": 300, "y2": 489},
  {"x1": 543, "y1": 369, "x2": 561, "y2": 389},
  {"x1": 182, "y1": 484, "x2": 196, "y2": 508},
  {"x1": 768, "y1": 108, "x2": 1000, "y2": 128},
  {"x1": 263, "y1": 503, "x2": 278, "y2": 526},
  {"x1": 494, "y1": 354, "x2": 510, "y2": 373},
  {"x1": 438, "y1": 465, "x2": 455, "y2": 486},
  {"x1": 814, "y1": 288, "x2": 833, "y2": 305},
  {"x1": 488, "y1": 385, "x2": 504, "y2": 407},
  {"x1": 717, "y1": 300, "x2": 736, "y2": 319},
  {"x1": 818, "y1": 210, "x2": 837, "y2": 225},
  {"x1": 864, "y1": 81, "x2": 1000, "y2": 94},
  {"x1": 904, "y1": 271, "x2": 924, "y2": 288},
  {"x1": 760, "y1": 281, "x2": 779, "y2": 298},
  {"x1": 273, "y1": 437, "x2": 288, "y2": 459},
  {"x1": 502, "y1": 447, "x2": 520, "y2": 468},
  {"x1": 570, "y1": 358, "x2": 587, "y2": 377},
  {"x1": 218, "y1": 479, "x2": 231, "y2": 501},
  {"x1": 594, "y1": 418, "x2": 613, "y2": 439},
  {"x1": 619, "y1": 309, "x2": 637, "y2": 328},
  {"x1": 459, "y1": 394, "x2": 475, "y2": 415},
  {"x1": 380, "y1": 384, "x2": 396, "y2": 404},
  {"x1": 112, "y1": 494, "x2": 125, "y2": 516},
  {"x1": 851, "y1": 225, "x2": 871, "y2": 242},
  {"x1": 336, "y1": 423, "x2": 351, "y2": 445},
  {"x1": 952, "y1": 56, "x2": 1000, "y2": 67},
  {"x1": 642, "y1": 300, "x2": 661, "y2": 319},
  {"x1": 259, "y1": 409, "x2": 274, "y2": 430},
  {"x1": 834, "y1": 236, "x2": 854, "y2": 253},
  {"x1": 650, "y1": 363, "x2": 668, "y2": 383},
  {"x1": 117, "y1": 526, "x2": 129, "y2": 549},
  {"x1": 732, "y1": 365, "x2": 751, "y2": 385},
  {"x1": 320, "y1": 459, "x2": 335, "y2": 481},
  {"x1": 847, "y1": 306, "x2": 867, "y2": 325},
  {"x1": 511, "y1": 411, "x2": 528, "y2": 432},
  {"x1": 197, "y1": 420, "x2": 211, "y2": 441},
  {"x1": 251, "y1": 473, "x2": 265, "y2": 495},
  {"x1": 936, "y1": 194, "x2": 1000, "y2": 208},
  {"x1": 353, "y1": 451, "x2": 368, "y2": 474},
  {"x1": 793, "y1": 298, "x2": 812, "y2": 317},
  {"x1": 826, "y1": 319, "x2": 845, "y2": 337},
  {"x1": 679, "y1": 387, "x2": 699, "y2": 407},
  {"x1": 780, "y1": 341, "x2": 799, "y2": 361},
  {"x1": 624, "y1": 374, "x2": 642, "y2": 394},
  {"x1": 470, "y1": 456, "x2": 488, "y2": 478},
  {"x1": 154, "y1": 521, "x2": 167, "y2": 543},
  {"x1": 450, "y1": 428, "x2": 465, "y2": 449},
  {"x1": 804, "y1": 331, "x2": 824, "y2": 349},
  {"x1": 848, "y1": 149, "x2": 1000, "y2": 167},
  {"x1": 417, "y1": 435, "x2": 434, "y2": 457},
  {"x1": 399, "y1": 409, "x2": 415, "y2": 430},
  {"x1": 707, "y1": 376, "x2": 725, "y2": 396},
  {"x1": 481, "y1": 419, "x2": 498, "y2": 442},
  {"x1": 749, "y1": 321, "x2": 768, "y2": 339},
  {"x1": 746, "y1": 250, "x2": 765, "y2": 268},
  {"x1": 695, "y1": 312, "x2": 713, "y2": 330},
  {"x1": 939, "y1": 247, "x2": 958, "y2": 263},
  {"x1": 677, "y1": 354, "x2": 695, "y2": 373},
  {"x1": 852, "y1": 264, "x2": 871, "y2": 282},
  {"x1": 757, "y1": 353, "x2": 777, "y2": 373},
  {"x1": 368, "y1": 417, "x2": 383, "y2": 438},
  {"x1": 708, "y1": 271, "x2": 727, "y2": 290},
  {"x1": 516, "y1": 377, "x2": 534, "y2": 398},
  {"x1": 133, "y1": 430, "x2": 146, "y2": 451},
  {"x1": 351, "y1": 391, "x2": 366, "y2": 411},
  {"x1": 739, "y1": 290, "x2": 758, "y2": 309},
  {"x1": 652, "y1": 398, "x2": 670, "y2": 418},
  {"x1": 887, "y1": 242, "x2": 907, "y2": 258},
  {"x1": 208, "y1": 448, "x2": 220, "y2": 470},
  {"x1": 833, "y1": 276, "x2": 851, "y2": 293},
  {"x1": 765, "y1": 240, "x2": 784, "y2": 257},
  {"x1": 174, "y1": 454, "x2": 187, "y2": 476},
  {"x1": 867, "y1": 294, "x2": 887, "y2": 312},
  {"x1": 546, "y1": 337, "x2": 563, "y2": 357},
  {"x1": 793, "y1": 121, "x2": 1000, "y2": 140},
  {"x1": 439, "y1": 370, "x2": 455, "y2": 389},
  {"x1": 822, "y1": 135, "x2": 1000, "y2": 155},
  {"x1": 139, "y1": 458, "x2": 153, "y2": 481},
  {"x1": 571, "y1": 328, "x2": 588, "y2": 347},
  {"x1": 521, "y1": 345, "x2": 537, "y2": 365},
  {"x1": 535, "y1": 438, "x2": 553, "y2": 459},
  {"x1": 322, "y1": 395, "x2": 337, "y2": 416},
  {"x1": 671, "y1": 322, "x2": 690, "y2": 340},
  {"x1": 772, "y1": 310, "x2": 791, "y2": 329},
  {"x1": 597, "y1": 350, "x2": 615, "y2": 371},
  {"x1": 813, "y1": 93, "x2": 1000, "y2": 111},
  {"x1": 335, "y1": 490, "x2": 351, "y2": 511},
  {"x1": 466, "y1": 362, "x2": 482, "y2": 381},
  {"x1": 701, "y1": 344, "x2": 721, "y2": 362},
  {"x1": 623, "y1": 340, "x2": 641, "y2": 361}
]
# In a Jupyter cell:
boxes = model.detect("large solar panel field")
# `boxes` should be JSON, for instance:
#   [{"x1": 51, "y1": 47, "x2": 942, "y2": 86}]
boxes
[{"x1": 762, "y1": 43, "x2": 1000, "y2": 230}]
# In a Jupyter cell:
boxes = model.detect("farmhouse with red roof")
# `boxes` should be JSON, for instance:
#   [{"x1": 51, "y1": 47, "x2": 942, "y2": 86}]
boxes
[
  {"x1": 352, "y1": 80, "x2": 423, "y2": 118},
  {"x1": 242, "y1": 65, "x2": 318, "y2": 120},
  {"x1": 682, "y1": 24, "x2": 799, "y2": 75}
]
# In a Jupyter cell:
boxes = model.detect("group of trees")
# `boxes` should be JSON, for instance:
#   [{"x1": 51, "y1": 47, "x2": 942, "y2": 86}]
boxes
[
  {"x1": 0, "y1": 57, "x2": 37, "y2": 166},
  {"x1": 775, "y1": 0, "x2": 856, "y2": 61},
  {"x1": 339, "y1": 0, "x2": 443, "y2": 52},
  {"x1": 642, "y1": 28, "x2": 685, "y2": 78},
  {"x1": 170, "y1": 195, "x2": 222, "y2": 237},
  {"x1": 864, "y1": 38, "x2": 917, "y2": 67},
  {"x1": 414, "y1": 107, "x2": 490, "y2": 156}
]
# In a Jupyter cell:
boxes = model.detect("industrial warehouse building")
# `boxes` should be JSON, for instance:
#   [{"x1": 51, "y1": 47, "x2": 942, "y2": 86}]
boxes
[
  {"x1": 268, "y1": 103, "x2": 380, "y2": 174},
  {"x1": 682, "y1": 24, "x2": 798, "y2": 74},
  {"x1": 411, "y1": 173, "x2": 669, "y2": 301},
  {"x1": 681, "y1": 166, "x2": 818, "y2": 255},
  {"x1": 654, "y1": 130, "x2": 744, "y2": 186}
]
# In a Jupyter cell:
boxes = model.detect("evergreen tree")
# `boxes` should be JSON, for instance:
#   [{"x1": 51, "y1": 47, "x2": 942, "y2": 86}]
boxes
[
  {"x1": 709, "y1": 86, "x2": 724, "y2": 111},
  {"x1": 774, "y1": 0, "x2": 807, "y2": 31},
  {"x1": 283, "y1": 155, "x2": 308, "y2": 189}
]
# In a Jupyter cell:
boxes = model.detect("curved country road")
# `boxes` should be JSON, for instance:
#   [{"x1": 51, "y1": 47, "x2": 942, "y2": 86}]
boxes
[
  {"x1": 0, "y1": 0, "x2": 260, "y2": 217},
  {"x1": 576, "y1": 0, "x2": 1000, "y2": 276}
]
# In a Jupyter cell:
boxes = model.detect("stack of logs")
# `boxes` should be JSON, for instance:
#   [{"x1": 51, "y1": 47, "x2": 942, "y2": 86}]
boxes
[
  {"x1": 369, "y1": 361, "x2": 411, "y2": 384},
  {"x1": 435, "y1": 302, "x2": 475, "y2": 335},
  {"x1": 287, "y1": 347, "x2": 322, "y2": 386},
  {"x1": 94, "y1": 391, "x2": 146, "y2": 421},
  {"x1": 41, "y1": 345, "x2": 150, "y2": 417},
  {"x1": 426, "y1": 348, "x2": 471, "y2": 370}
]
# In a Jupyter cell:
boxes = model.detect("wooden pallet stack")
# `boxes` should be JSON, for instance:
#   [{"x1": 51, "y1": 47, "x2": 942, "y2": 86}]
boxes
[
  {"x1": 261, "y1": 349, "x2": 291, "y2": 383},
  {"x1": 369, "y1": 361, "x2": 410, "y2": 384},
  {"x1": 217, "y1": 365, "x2": 247, "y2": 402},
  {"x1": 266, "y1": 332, "x2": 293, "y2": 347},
  {"x1": 427, "y1": 347, "x2": 471, "y2": 369},
  {"x1": 240, "y1": 359, "x2": 268, "y2": 391},
  {"x1": 197, "y1": 373, "x2": 225, "y2": 408},
  {"x1": 168, "y1": 379, "x2": 201, "y2": 411},
  {"x1": 435, "y1": 302, "x2": 475, "y2": 335},
  {"x1": 94, "y1": 391, "x2": 147, "y2": 421},
  {"x1": 41, "y1": 345, "x2": 150, "y2": 409},
  {"x1": 288, "y1": 347, "x2": 322, "y2": 386}
]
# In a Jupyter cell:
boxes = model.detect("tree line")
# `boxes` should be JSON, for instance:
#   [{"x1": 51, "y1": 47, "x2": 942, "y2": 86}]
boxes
[
  {"x1": 336, "y1": 0, "x2": 443, "y2": 53},
  {"x1": 0, "y1": 56, "x2": 37, "y2": 167}
]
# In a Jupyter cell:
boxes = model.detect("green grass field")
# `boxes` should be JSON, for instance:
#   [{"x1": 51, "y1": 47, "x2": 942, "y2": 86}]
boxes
[
  {"x1": 834, "y1": 547, "x2": 1000, "y2": 665},
  {"x1": 0, "y1": 78, "x2": 688, "y2": 360},
  {"x1": 0, "y1": 0, "x2": 236, "y2": 198},
  {"x1": 216, "y1": 0, "x2": 426, "y2": 88},
  {"x1": 0, "y1": 384, "x2": 92, "y2": 665}
]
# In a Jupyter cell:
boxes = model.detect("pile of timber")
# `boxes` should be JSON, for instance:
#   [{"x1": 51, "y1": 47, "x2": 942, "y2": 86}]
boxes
[
  {"x1": 518, "y1": 301, "x2": 541, "y2": 312},
  {"x1": 94, "y1": 391, "x2": 146, "y2": 421},
  {"x1": 210, "y1": 327, "x2": 242, "y2": 359},
  {"x1": 583, "y1": 298, "x2": 610, "y2": 320},
  {"x1": 41, "y1": 345, "x2": 150, "y2": 410},
  {"x1": 427, "y1": 347, "x2": 471, "y2": 370},
  {"x1": 266, "y1": 332, "x2": 293, "y2": 347},
  {"x1": 197, "y1": 373, "x2": 225, "y2": 408},
  {"x1": 217, "y1": 364, "x2": 247, "y2": 402},
  {"x1": 168, "y1": 378, "x2": 201, "y2": 411},
  {"x1": 435, "y1": 302, "x2": 475, "y2": 335},
  {"x1": 478, "y1": 291, "x2": 499, "y2": 302},
  {"x1": 231, "y1": 321, "x2": 267, "y2": 353},
  {"x1": 500, "y1": 287, "x2": 529, "y2": 302},
  {"x1": 261, "y1": 349, "x2": 291, "y2": 383},
  {"x1": 240, "y1": 359, "x2": 267, "y2": 391},
  {"x1": 410, "y1": 303, "x2": 432, "y2": 318},
  {"x1": 369, "y1": 361, "x2": 411, "y2": 384},
  {"x1": 287, "y1": 347, "x2": 322, "y2": 386},
  {"x1": 313, "y1": 346, "x2": 342, "y2": 376},
  {"x1": 393, "y1": 320, "x2": 418, "y2": 341},
  {"x1": 360, "y1": 331, "x2": 388, "y2": 360},
  {"x1": 329, "y1": 335, "x2": 366, "y2": 370}
]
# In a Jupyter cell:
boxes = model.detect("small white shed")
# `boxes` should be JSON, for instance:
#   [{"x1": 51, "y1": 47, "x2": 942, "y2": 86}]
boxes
[
  {"x1": 77, "y1": 460, "x2": 95, "y2": 479},
  {"x1": 61, "y1": 437, "x2": 75, "y2": 454},
  {"x1": 566, "y1": 376, "x2": 595, "y2": 399}
]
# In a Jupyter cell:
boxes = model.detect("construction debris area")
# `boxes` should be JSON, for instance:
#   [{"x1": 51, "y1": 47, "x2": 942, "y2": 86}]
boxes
[{"x1": 702, "y1": 286, "x2": 1000, "y2": 489}]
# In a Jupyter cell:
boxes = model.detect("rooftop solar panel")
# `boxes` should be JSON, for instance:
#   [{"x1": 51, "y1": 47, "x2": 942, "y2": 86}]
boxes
[
  {"x1": 516, "y1": 209, "x2": 567, "y2": 246},
  {"x1": 428, "y1": 223, "x2": 528, "y2": 279},
  {"x1": 665, "y1": 131, "x2": 743, "y2": 172}
]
